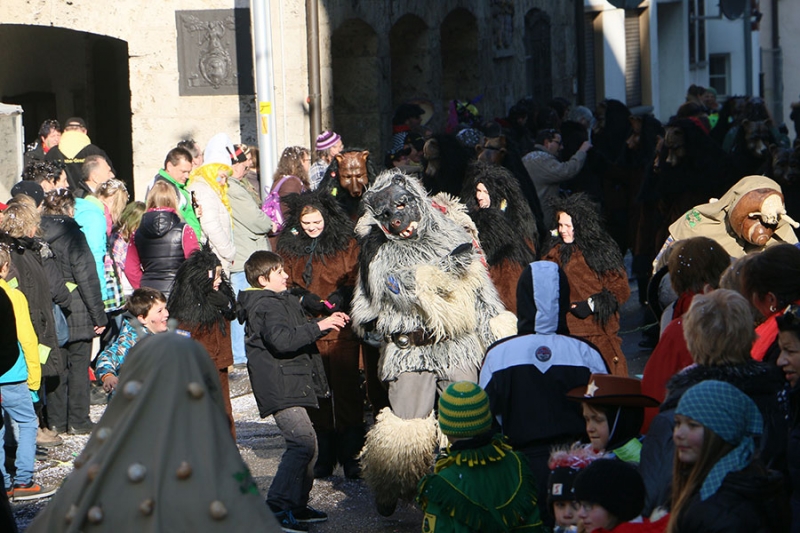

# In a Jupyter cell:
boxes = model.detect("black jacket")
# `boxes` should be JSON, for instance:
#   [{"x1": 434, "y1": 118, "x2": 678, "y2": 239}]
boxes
[
  {"x1": 237, "y1": 288, "x2": 330, "y2": 417},
  {"x1": 2, "y1": 235, "x2": 70, "y2": 377},
  {"x1": 787, "y1": 383, "x2": 800, "y2": 532},
  {"x1": 45, "y1": 143, "x2": 112, "y2": 198},
  {"x1": 134, "y1": 210, "x2": 186, "y2": 295},
  {"x1": 676, "y1": 462, "x2": 789, "y2": 533},
  {"x1": 640, "y1": 361, "x2": 788, "y2": 515},
  {"x1": 41, "y1": 215, "x2": 108, "y2": 341}
]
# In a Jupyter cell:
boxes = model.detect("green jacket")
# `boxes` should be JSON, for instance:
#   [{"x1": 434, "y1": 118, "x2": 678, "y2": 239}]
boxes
[
  {"x1": 155, "y1": 169, "x2": 202, "y2": 239},
  {"x1": 417, "y1": 435, "x2": 544, "y2": 533}
]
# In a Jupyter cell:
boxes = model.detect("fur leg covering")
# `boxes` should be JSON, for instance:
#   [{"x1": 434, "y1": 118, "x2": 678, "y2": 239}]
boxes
[{"x1": 359, "y1": 407, "x2": 439, "y2": 514}]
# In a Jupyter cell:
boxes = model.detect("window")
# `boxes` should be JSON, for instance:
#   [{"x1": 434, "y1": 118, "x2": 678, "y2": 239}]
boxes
[
  {"x1": 708, "y1": 54, "x2": 730, "y2": 96},
  {"x1": 688, "y1": 0, "x2": 707, "y2": 67}
]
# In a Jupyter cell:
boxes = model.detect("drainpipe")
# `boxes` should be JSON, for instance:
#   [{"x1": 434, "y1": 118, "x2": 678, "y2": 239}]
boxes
[
  {"x1": 307, "y1": 0, "x2": 322, "y2": 156},
  {"x1": 771, "y1": 0, "x2": 783, "y2": 123},
  {"x1": 252, "y1": 0, "x2": 278, "y2": 191},
  {"x1": 744, "y1": 10, "x2": 753, "y2": 96},
  {"x1": 575, "y1": 0, "x2": 585, "y2": 104}
]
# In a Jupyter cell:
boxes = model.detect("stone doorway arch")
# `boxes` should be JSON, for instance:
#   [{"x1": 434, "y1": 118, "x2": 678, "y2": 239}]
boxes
[
  {"x1": 0, "y1": 24, "x2": 132, "y2": 192},
  {"x1": 525, "y1": 8, "x2": 553, "y2": 105},
  {"x1": 331, "y1": 18, "x2": 385, "y2": 154},
  {"x1": 390, "y1": 14, "x2": 431, "y2": 111},
  {"x1": 440, "y1": 9, "x2": 480, "y2": 114}
]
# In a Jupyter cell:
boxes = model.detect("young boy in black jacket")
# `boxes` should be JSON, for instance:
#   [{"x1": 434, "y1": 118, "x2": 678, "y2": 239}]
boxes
[{"x1": 238, "y1": 251, "x2": 348, "y2": 533}]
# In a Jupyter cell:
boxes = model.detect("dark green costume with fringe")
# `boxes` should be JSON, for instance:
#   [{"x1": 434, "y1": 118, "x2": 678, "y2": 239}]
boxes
[{"x1": 416, "y1": 435, "x2": 544, "y2": 532}]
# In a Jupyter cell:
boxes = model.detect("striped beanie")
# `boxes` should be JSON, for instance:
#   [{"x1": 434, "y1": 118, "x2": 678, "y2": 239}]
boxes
[
  {"x1": 315, "y1": 131, "x2": 341, "y2": 151},
  {"x1": 438, "y1": 382, "x2": 493, "y2": 438}
]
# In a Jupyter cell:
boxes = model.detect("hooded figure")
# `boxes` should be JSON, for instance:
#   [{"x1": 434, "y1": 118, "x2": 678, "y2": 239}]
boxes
[
  {"x1": 461, "y1": 162, "x2": 538, "y2": 311},
  {"x1": 27, "y1": 334, "x2": 281, "y2": 533},
  {"x1": 167, "y1": 248, "x2": 237, "y2": 437},
  {"x1": 543, "y1": 193, "x2": 631, "y2": 376},
  {"x1": 480, "y1": 261, "x2": 607, "y2": 527},
  {"x1": 352, "y1": 170, "x2": 516, "y2": 516},
  {"x1": 662, "y1": 175, "x2": 799, "y2": 259},
  {"x1": 276, "y1": 190, "x2": 363, "y2": 479}
]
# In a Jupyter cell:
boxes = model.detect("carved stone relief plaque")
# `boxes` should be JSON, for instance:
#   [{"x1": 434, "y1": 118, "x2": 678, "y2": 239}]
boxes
[{"x1": 176, "y1": 9, "x2": 254, "y2": 96}]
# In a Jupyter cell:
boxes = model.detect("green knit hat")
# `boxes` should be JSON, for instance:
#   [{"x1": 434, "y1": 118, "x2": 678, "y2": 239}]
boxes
[{"x1": 438, "y1": 381, "x2": 493, "y2": 438}]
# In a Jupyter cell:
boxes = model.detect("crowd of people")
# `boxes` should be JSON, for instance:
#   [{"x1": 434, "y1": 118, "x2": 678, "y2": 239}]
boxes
[{"x1": 1, "y1": 82, "x2": 799, "y2": 532}]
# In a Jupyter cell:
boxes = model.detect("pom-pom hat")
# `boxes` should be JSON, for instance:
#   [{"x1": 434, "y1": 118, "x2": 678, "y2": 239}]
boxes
[
  {"x1": 437, "y1": 381, "x2": 493, "y2": 438},
  {"x1": 315, "y1": 131, "x2": 341, "y2": 151}
]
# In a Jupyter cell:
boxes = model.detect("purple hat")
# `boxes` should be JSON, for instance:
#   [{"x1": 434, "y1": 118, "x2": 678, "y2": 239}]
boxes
[{"x1": 315, "y1": 131, "x2": 341, "y2": 151}]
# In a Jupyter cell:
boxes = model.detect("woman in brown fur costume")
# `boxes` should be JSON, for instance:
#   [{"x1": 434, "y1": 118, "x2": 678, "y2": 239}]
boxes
[
  {"x1": 167, "y1": 248, "x2": 237, "y2": 438},
  {"x1": 543, "y1": 194, "x2": 630, "y2": 376},
  {"x1": 461, "y1": 162, "x2": 537, "y2": 312},
  {"x1": 276, "y1": 190, "x2": 363, "y2": 479}
]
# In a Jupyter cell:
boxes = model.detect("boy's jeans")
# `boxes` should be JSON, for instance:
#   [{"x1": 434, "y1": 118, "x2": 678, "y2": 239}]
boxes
[
  {"x1": 230, "y1": 271, "x2": 248, "y2": 365},
  {"x1": 0, "y1": 382, "x2": 37, "y2": 488},
  {"x1": 267, "y1": 406, "x2": 317, "y2": 512}
]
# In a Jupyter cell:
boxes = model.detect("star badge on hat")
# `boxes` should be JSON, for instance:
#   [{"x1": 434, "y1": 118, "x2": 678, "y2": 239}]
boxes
[{"x1": 585, "y1": 380, "x2": 599, "y2": 397}]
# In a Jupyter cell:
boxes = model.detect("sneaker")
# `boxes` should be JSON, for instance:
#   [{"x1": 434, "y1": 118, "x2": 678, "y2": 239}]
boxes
[
  {"x1": 36, "y1": 428, "x2": 63, "y2": 448},
  {"x1": 274, "y1": 510, "x2": 309, "y2": 533},
  {"x1": 11, "y1": 481, "x2": 57, "y2": 501},
  {"x1": 293, "y1": 505, "x2": 328, "y2": 523}
]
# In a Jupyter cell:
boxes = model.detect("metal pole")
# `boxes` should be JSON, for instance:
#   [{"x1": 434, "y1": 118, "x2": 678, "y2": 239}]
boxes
[
  {"x1": 744, "y1": 9, "x2": 753, "y2": 96},
  {"x1": 252, "y1": 0, "x2": 278, "y2": 193},
  {"x1": 307, "y1": 0, "x2": 322, "y2": 157}
]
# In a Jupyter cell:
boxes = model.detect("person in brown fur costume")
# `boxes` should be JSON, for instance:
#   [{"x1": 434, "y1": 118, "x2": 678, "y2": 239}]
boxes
[
  {"x1": 167, "y1": 248, "x2": 237, "y2": 438},
  {"x1": 543, "y1": 194, "x2": 630, "y2": 376},
  {"x1": 460, "y1": 162, "x2": 537, "y2": 311},
  {"x1": 276, "y1": 190, "x2": 364, "y2": 480}
]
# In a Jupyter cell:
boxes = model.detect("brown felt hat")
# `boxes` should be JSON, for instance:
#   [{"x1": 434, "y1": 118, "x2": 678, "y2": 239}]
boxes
[{"x1": 567, "y1": 374, "x2": 659, "y2": 408}]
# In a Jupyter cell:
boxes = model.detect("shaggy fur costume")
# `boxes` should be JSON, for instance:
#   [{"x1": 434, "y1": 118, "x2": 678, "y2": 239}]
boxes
[
  {"x1": 352, "y1": 171, "x2": 516, "y2": 381},
  {"x1": 461, "y1": 160, "x2": 539, "y2": 249},
  {"x1": 545, "y1": 194, "x2": 630, "y2": 376},
  {"x1": 359, "y1": 408, "x2": 439, "y2": 512},
  {"x1": 277, "y1": 189, "x2": 355, "y2": 287},
  {"x1": 317, "y1": 147, "x2": 378, "y2": 219},
  {"x1": 352, "y1": 171, "x2": 516, "y2": 511}
]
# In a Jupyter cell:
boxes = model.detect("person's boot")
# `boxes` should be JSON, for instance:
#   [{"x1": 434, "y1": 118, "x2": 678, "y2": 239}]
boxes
[
  {"x1": 36, "y1": 428, "x2": 62, "y2": 448},
  {"x1": 313, "y1": 430, "x2": 336, "y2": 479},
  {"x1": 337, "y1": 425, "x2": 366, "y2": 479}
]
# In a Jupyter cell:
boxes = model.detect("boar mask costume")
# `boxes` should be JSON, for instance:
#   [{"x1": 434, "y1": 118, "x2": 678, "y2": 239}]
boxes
[{"x1": 350, "y1": 171, "x2": 516, "y2": 516}]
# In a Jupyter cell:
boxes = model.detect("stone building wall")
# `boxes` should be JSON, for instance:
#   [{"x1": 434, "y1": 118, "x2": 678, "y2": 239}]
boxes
[{"x1": 0, "y1": 0, "x2": 576, "y2": 198}]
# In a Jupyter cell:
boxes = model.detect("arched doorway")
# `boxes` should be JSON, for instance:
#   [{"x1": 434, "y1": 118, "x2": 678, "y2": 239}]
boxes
[
  {"x1": 331, "y1": 18, "x2": 384, "y2": 153},
  {"x1": 525, "y1": 9, "x2": 553, "y2": 104},
  {"x1": 390, "y1": 15, "x2": 430, "y2": 110},
  {"x1": 0, "y1": 24, "x2": 132, "y2": 191},
  {"x1": 440, "y1": 9, "x2": 480, "y2": 111}
]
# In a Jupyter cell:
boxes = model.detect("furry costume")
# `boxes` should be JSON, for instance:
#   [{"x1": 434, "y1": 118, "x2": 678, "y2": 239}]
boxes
[
  {"x1": 543, "y1": 194, "x2": 630, "y2": 376},
  {"x1": 461, "y1": 161, "x2": 538, "y2": 311},
  {"x1": 351, "y1": 170, "x2": 516, "y2": 514},
  {"x1": 276, "y1": 191, "x2": 364, "y2": 478},
  {"x1": 317, "y1": 148, "x2": 378, "y2": 220},
  {"x1": 167, "y1": 248, "x2": 237, "y2": 437}
]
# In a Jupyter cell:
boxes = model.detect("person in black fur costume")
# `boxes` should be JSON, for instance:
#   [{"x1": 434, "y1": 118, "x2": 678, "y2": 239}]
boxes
[
  {"x1": 316, "y1": 148, "x2": 378, "y2": 220},
  {"x1": 543, "y1": 193, "x2": 630, "y2": 376},
  {"x1": 460, "y1": 162, "x2": 537, "y2": 311},
  {"x1": 276, "y1": 190, "x2": 364, "y2": 479},
  {"x1": 639, "y1": 289, "x2": 788, "y2": 516},
  {"x1": 422, "y1": 133, "x2": 474, "y2": 197},
  {"x1": 167, "y1": 247, "x2": 237, "y2": 438}
]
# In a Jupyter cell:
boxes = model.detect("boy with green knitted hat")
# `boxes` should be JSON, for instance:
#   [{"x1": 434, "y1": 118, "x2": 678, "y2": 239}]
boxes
[{"x1": 416, "y1": 381, "x2": 545, "y2": 532}]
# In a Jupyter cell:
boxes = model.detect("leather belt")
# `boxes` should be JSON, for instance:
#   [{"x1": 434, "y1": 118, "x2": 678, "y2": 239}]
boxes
[{"x1": 386, "y1": 330, "x2": 442, "y2": 348}]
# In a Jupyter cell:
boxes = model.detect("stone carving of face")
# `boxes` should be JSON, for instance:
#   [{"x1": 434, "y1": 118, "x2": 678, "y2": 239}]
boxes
[
  {"x1": 366, "y1": 175, "x2": 422, "y2": 240},
  {"x1": 335, "y1": 151, "x2": 370, "y2": 198}
]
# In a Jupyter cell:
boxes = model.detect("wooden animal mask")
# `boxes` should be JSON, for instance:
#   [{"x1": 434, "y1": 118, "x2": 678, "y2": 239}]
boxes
[{"x1": 334, "y1": 151, "x2": 370, "y2": 198}]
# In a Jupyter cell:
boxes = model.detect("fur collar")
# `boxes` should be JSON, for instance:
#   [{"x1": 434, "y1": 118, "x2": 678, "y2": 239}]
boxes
[{"x1": 276, "y1": 190, "x2": 354, "y2": 258}]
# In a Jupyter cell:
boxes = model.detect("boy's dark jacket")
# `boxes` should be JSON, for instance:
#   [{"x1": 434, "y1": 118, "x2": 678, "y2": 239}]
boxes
[{"x1": 237, "y1": 287, "x2": 330, "y2": 417}]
